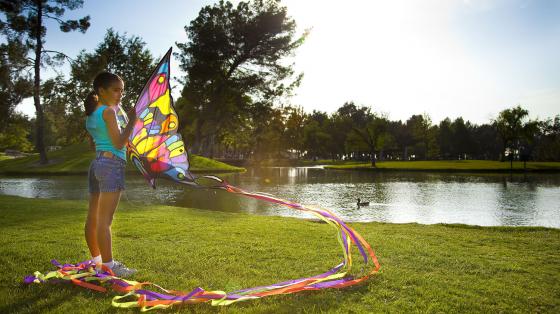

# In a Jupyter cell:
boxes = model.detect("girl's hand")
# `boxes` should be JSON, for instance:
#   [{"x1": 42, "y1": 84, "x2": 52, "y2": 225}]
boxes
[{"x1": 127, "y1": 107, "x2": 138, "y2": 122}]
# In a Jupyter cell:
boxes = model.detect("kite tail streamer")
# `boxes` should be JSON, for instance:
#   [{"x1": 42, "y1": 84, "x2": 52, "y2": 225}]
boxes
[{"x1": 24, "y1": 183, "x2": 380, "y2": 311}]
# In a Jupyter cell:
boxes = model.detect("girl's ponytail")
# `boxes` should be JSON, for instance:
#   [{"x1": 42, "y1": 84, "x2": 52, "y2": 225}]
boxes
[{"x1": 84, "y1": 91, "x2": 98, "y2": 116}]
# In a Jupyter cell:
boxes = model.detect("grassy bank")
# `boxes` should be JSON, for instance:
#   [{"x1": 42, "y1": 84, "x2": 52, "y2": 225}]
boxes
[
  {"x1": 0, "y1": 142, "x2": 244, "y2": 175},
  {"x1": 0, "y1": 153, "x2": 12, "y2": 161},
  {"x1": 325, "y1": 160, "x2": 560, "y2": 172},
  {"x1": 0, "y1": 195, "x2": 558, "y2": 313}
]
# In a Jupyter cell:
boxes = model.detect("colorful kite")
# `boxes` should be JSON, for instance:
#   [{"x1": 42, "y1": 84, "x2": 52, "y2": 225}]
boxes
[
  {"x1": 127, "y1": 48, "x2": 196, "y2": 189},
  {"x1": 24, "y1": 48, "x2": 380, "y2": 311}
]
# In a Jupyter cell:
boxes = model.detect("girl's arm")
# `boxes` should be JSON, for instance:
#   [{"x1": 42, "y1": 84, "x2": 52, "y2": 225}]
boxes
[{"x1": 103, "y1": 107, "x2": 137, "y2": 150}]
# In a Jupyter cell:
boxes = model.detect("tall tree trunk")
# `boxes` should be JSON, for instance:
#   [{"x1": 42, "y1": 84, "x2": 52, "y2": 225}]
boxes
[{"x1": 34, "y1": 0, "x2": 48, "y2": 164}]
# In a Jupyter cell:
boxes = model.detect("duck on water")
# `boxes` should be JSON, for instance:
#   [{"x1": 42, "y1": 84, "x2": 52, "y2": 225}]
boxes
[{"x1": 357, "y1": 198, "x2": 369, "y2": 207}]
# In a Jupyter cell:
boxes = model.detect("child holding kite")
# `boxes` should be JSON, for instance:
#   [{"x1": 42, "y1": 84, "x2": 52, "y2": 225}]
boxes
[
  {"x1": 25, "y1": 50, "x2": 380, "y2": 309},
  {"x1": 84, "y1": 72, "x2": 137, "y2": 277}
]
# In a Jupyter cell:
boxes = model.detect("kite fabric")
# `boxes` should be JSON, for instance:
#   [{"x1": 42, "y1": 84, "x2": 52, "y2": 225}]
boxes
[
  {"x1": 127, "y1": 48, "x2": 196, "y2": 189},
  {"x1": 24, "y1": 48, "x2": 380, "y2": 311}
]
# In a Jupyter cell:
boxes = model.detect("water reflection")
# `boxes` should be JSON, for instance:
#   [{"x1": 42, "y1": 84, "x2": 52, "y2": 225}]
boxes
[
  {"x1": 495, "y1": 181, "x2": 538, "y2": 227},
  {"x1": 0, "y1": 168, "x2": 559, "y2": 228}
]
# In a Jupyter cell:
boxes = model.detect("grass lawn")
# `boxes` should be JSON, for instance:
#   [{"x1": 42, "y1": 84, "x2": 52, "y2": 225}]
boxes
[
  {"x1": 0, "y1": 153, "x2": 13, "y2": 161},
  {"x1": 0, "y1": 142, "x2": 244, "y2": 175},
  {"x1": 325, "y1": 160, "x2": 560, "y2": 172},
  {"x1": 0, "y1": 195, "x2": 558, "y2": 313}
]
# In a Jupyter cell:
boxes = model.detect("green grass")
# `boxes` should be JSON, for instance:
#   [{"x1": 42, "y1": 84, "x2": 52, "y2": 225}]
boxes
[
  {"x1": 0, "y1": 142, "x2": 244, "y2": 175},
  {"x1": 0, "y1": 153, "x2": 13, "y2": 161},
  {"x1": 1, "y1": 195, "x2": 558, "y2": 313},
  {"x1": 325, "y1": 160, "x2": 560, "y2": 172}
]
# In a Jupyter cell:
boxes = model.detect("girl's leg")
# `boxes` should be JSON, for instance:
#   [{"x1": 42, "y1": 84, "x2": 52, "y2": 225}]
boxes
[
  {"x1": 97, "y1": 191, "x2": 122, "y2": 262},
  {"x1": 85, "y1": 192, "x2": 101, "y2": 257}
]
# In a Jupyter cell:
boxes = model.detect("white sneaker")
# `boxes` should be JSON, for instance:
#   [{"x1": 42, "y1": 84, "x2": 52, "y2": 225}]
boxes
[{"x1": 110, "y1": 261, "x2": 137, "y2": 278}]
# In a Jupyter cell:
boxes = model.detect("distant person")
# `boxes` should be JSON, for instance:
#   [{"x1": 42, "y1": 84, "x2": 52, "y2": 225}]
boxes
[{"x1": 84, "y1": 72, "x2": 138, "y2": 277}]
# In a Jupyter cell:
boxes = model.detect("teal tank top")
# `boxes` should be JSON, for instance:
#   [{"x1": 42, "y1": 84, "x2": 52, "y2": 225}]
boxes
[{"x1": 86, "y1": 105, "x2": 127, "y2": 161}]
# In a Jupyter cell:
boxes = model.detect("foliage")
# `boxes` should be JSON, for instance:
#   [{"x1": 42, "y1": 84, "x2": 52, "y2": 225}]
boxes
[
  {"x1": 70, "y1": 29, "x2": 155, "y2": 110},
  {"x1": 283, "y1": 106, "x2": 306, "y2": 157},
  {"x1": 304, "y1": 111, "x2": 331, "y2": 159},
  {"x1": 182, "y1": 100, "x2": 558, "y2": 162},
  {"x1": 335, "y1": 102, "x2": 393, "y2": 166},
  {"x1": 405, "y1": 114, "x2": 438, "y2": 160},
  {"x1": 176, "y1": 0, "x2": 306, "y2": 156},
  {"x1": 493, "y1": 105, "x2": 537, "y2": 160},
  {"x1": 0, "y1": 112, "x2": 34, "y2": 152},
  {"x1": 30, "y1": 30, "x2": 156, "y2": 146},
  {"x1": 0, "y1": 41, "x2": 32, "y2": 130},
  {"x1": 250, "y1": 102, "x2": 285, "y2": 160},
  {"x1": 0, "y1": 0, "x2": 90, "y2": 164},
  {"x1": 533, "y1": 116, "x2": 560, "y2": 161}
]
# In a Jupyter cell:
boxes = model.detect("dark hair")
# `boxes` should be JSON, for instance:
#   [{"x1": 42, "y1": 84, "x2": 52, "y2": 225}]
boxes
[{"x1": 84, "y1": 72, "x2": 123, "y2": 116}]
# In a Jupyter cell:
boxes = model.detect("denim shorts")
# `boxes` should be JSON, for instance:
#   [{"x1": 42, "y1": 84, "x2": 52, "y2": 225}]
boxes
[{"x1": 88, "y1": 154, "x2": 126, "y2": 193}]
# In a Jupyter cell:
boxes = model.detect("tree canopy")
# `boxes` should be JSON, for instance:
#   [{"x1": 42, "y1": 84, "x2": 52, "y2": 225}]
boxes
[
  {"x1": 39, "y1": 29, "x2": 155, "y2": 146},
  {"x1": 0, "y1": 0, "x2": 90, "y2": 163},
  {"x1": 176, "y1": 0, "x2": 306, "y2": 156}
]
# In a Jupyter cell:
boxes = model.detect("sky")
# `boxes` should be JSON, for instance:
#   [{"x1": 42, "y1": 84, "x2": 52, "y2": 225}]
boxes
[{"x1": 15, "y1": 0, "x2": 560, "y2": 124}]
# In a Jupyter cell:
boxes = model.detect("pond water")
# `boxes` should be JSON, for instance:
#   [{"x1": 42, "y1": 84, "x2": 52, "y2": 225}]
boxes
[{"x1": 1, "y1": 167, "x2": 559, "y2": 228}]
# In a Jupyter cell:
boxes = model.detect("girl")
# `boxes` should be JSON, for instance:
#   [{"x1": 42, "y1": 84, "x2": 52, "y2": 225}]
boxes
[{"x1": 84, "y1": 72, "x2": 137, "y2": 277}]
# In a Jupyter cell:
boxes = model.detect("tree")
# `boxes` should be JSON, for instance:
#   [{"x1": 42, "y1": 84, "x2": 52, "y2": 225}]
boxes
[
  {"x1": 250, "y1": 102, "x2": 284, "y2": 160},
  {"x1": 389, "y1": 120, "x2": 413, "y2": 160},
  {"x1": 324, "y1": 113, "x2": 350, "y2": 160},
  {"x1": 176, "y1": 0, "x2": 306, "y2": 156},
  {"x1": 283, "y1": 106, "x2": 306, "y2": 158},
  {"x1": 34, "y1": 30, "x2": 155, "y2": 146},
  {"x1": 337, "y1": 102, "x2": 388, "y2": 166},
  {"x1": 534, "y1": 116, "x2": 560, "y2": 161},
  {"x1": 0, "y1": 40, "x2": 32, "y2": 131},
  {"x1": 70, "y1": 29, "x2": 154, "y2": 110},
  {"x1": 0, "y1": 0, "x2": 90, "y2": 164},
  {"x1": 40, "y1": 75, "x2": 84, "y2": 146},
  {"x1": 0, "y1": 112, "x2": 34, "y2": 152},
  {"x1": 472, "y1": 124, "x2": 500, "y2": 160},
  {"x1": 451, "y1": 117, "x2": 475, "y2": 159},
  {"x1": 303, "y1": 111, "x2": 330, "y2": 160},
  {"x1": 438, "y1": 118, "x2": 453, "y2": 159},
  {"x1": 493, "y1": 105, "x2": 534, "y2": 168},
  {"x1": 406, "y1": 114, "x2": 437, "y2": 160}
]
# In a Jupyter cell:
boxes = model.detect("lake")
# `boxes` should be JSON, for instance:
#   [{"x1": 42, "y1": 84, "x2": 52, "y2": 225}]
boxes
[{"x1": 1, "y1": 167, "x2": 559, "y2": 228}]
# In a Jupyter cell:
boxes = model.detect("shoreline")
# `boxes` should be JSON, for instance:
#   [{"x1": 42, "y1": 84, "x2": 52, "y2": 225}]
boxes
[{"x1": 322, "y1": 166, "x2": 560, "y2": 173}]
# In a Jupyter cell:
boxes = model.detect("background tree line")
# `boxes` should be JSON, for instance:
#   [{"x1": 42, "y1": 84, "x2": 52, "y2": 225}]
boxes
[
  {"x1": 1, "y1": 0, "x2": 558, "y2": 163},
  {"x1": 178, "y1": 101, "x2": 560, "y2": 164}
]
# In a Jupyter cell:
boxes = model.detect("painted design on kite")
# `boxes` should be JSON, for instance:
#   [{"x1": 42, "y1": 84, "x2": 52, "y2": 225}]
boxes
[
  {"x1": 24, "y1": 48, "x2": 380, "y2": 311},
  {"x1": 127, "y1": 48, "x2": 195, "y2": 189}
]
